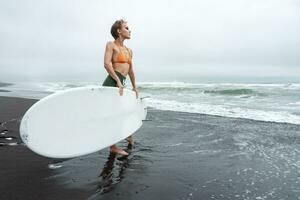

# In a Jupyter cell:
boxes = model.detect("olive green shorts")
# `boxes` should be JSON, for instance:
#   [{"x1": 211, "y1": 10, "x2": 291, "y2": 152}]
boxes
[{"x1": 102, "y1": 71, "x2": 126, "y2": 87}]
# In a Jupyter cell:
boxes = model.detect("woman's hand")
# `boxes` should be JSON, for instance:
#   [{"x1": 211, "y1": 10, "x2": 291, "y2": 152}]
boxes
[
  {"x1": 117, "y1": 81, "x2": 124, "y2": 96},
  {"x1": 132, "y1": 87, "x2": 139, "y2": 99}
]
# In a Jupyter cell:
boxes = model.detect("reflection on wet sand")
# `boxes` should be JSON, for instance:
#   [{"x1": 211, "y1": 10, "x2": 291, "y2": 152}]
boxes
[{"x1": 97, "y1": 144, "x2": 133, "y2": 194}]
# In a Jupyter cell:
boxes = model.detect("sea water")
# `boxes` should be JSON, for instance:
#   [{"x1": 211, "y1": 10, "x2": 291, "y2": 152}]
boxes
[{"x1": 0, "y1": 78, "x2": 299, "y2": 125}]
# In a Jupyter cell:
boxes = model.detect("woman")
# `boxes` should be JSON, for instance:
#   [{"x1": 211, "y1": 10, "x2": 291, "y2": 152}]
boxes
[{"x1": 102, "y1": 19, "x2": 139, "y2": 156}]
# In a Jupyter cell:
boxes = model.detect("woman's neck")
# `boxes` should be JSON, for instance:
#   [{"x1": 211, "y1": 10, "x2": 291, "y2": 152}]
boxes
[{"x1": 114, "y1": 38, "x2": 125, "y2": 47}]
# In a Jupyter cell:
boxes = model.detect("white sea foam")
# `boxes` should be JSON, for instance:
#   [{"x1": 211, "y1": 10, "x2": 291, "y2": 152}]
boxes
[
  {"x1": 145, "y1": 98, "x2": 300, "y2": 125},
  {"x1": 289, "y1": 101, "x2": 300, "y2": 106},
  {"x1": 35, "y1": 82, "x2": 98, "y2": 92},
  {"x1": 137, "y1": 82, "x2": 300, "y2": 89}
]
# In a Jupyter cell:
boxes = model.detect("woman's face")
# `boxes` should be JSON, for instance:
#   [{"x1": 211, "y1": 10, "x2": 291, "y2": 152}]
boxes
[{"x1": 118, "y1": 23, "x2": 131, "y2": 39}]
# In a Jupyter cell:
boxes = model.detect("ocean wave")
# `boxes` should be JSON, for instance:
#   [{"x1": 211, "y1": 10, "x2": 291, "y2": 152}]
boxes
[
  {"x1": 0, "y1": 89, "x2": 11, "y2": 92},
  {"x1": 145, "y1": 98, "x2": 300, "y2": 125},
  {"x1": 35, "y1": 82, "x2": 99, "y2": 92},
  {"x1": 203, "y1": 89, "x2": 255, "y2": 96},
  {"x1": 137, "y1": 82, "x2": 300, "y2": 89},
  {"x1": 2, "y1": 81, "x2": 299, "y2": 125},
  {"x1": 137, "y1": 82, "x2": 300, "y2": 100},
  {"x1": 0, "y1": 82, "x2": 13, "y2": 87},
  {"x1": 288, "y1": 101, "x2": 300, "y2": 106}
]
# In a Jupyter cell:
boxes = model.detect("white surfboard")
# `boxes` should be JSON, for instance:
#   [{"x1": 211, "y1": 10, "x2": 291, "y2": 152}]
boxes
[{"x1": 19, "y1": 86, "x2": 147, "y2": 158}]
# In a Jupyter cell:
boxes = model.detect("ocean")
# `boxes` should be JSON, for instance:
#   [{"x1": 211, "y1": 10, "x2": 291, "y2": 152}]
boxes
[{"x1": 0, "y1": 79, "x2": 299, "y2": 125}]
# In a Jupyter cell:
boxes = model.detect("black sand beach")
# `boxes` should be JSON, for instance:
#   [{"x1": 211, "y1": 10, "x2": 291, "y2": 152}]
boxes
[{"x1": 0, "y1": 96, "x2": 299, "y2": 200}]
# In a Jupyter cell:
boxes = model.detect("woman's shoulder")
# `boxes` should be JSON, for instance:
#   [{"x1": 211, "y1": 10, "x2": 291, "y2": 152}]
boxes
[
  {"x1": 105, "y1": 41, "x2": 118, "y2": 51},
  {"x1": 106, "y1": 41, "x2": 115, "y2": 47}
]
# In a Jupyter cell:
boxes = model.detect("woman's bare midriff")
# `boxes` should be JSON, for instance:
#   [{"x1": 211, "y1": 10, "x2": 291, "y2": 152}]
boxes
[{"x1": 113, "y1": 64, "x2": 130, "y2": 77}]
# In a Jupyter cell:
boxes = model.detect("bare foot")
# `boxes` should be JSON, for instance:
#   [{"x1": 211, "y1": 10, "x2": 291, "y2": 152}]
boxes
[
  {"x1": 110, "y1": 145, "x2": 129, "y2": 156},
  {"x1": 126, "y1": 136, "x2": 134, "y2": 146}
]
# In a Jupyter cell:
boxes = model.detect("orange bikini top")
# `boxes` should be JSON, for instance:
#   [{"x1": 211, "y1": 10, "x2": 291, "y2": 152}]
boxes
[{"x1": 112, "y1": 44, "x2": 132, "y2": 65}]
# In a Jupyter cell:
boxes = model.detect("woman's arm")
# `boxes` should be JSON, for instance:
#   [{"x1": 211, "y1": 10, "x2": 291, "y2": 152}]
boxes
[
  {"x1": 128, "y1": 49, "x2": 137, "y2": 88},
  {"x1": 128, "y1": 66, "x2": 137, "y2": 89},
  {"x1": 128, "y1": 49, "x2": 139, "y2": 98},
  {"x1": 103, "y1": 41, "x2": 123, "y2": 87}
]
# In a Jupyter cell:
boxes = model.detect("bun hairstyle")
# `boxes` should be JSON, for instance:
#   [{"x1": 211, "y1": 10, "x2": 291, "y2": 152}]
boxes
[{"x1": 110, "y1": 19, "x2": 127, "y2": 39}]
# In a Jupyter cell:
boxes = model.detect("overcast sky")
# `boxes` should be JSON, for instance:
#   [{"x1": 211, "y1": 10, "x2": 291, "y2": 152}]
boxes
[{"x1": 0, "y1": 0, "x2": 300, "y2": 82}]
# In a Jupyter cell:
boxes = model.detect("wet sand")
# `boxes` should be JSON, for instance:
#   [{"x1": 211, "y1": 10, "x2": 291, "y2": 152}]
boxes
[{"x1": 0, "y1": 96, "x2": 299, "y2": 200}]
